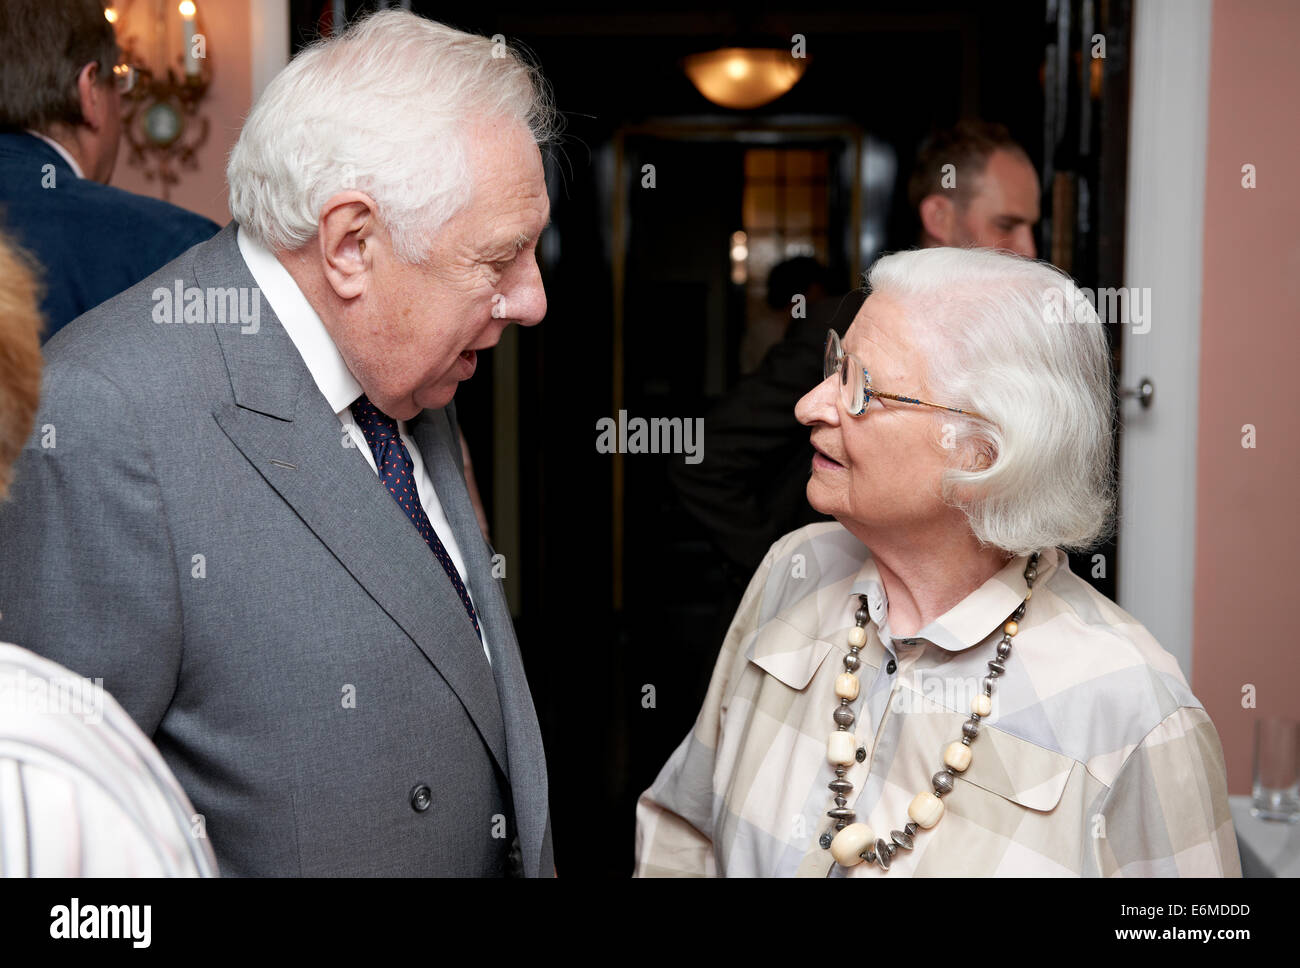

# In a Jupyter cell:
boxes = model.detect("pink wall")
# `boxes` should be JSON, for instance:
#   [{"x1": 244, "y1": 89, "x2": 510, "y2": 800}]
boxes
[
  {"x1": 109, "y1": 0, "x2": 251, "y2": 225},
  {"x1": 1194, "y1": 0, "x2": 1300, "y2": 794}
]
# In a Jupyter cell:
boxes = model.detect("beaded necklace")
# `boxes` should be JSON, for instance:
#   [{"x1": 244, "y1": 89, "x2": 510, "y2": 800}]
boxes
[{"x1": 821, "y1": 551, "x2": 1040, "y2": 873}]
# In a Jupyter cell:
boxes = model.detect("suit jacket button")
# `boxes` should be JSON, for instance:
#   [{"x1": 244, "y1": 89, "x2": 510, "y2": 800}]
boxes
[{"x1": 409, "y1": 783, "x2": 432, "y2": 812}]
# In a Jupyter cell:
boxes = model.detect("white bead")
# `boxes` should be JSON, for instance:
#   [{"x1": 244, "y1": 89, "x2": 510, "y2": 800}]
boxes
[
  {"x1": 848, "y1": 626, "x2": 867, "y2": 647},
  {"x1": 829, "y1": 822, "x2": 875, "y2": 866},
  {"x1": 827, "y1": 731, "x2": 858, "y2": 766},
  {"x1": 908, "y1": 791, "x2": 944, "y2": 828},
  {"x1": 834, "y1": 673, "x2": 860, "y2": 701},
  {"x1": 972, "y1": 694, "x2": 992, "y2": 717},
  {"x1": 943, "y1": 741, "x2": 972, "y2": 772}
]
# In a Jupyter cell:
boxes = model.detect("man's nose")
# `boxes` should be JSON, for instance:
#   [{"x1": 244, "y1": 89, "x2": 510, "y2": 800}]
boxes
[
  {"x1": 505, "y1": 260, "x2": 546, "y2": 327},
  {"x1": 1013, "y1": 226, "x2": 1037, "y2": 259},
  {"x1": 795, "y1": 374, "x2": 841, "y2": 427}
]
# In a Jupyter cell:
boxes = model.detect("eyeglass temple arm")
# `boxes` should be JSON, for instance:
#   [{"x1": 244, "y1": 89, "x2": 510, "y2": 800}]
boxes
[{"x1": 868, "y1": 386, "x2": 988, "y2": 421}]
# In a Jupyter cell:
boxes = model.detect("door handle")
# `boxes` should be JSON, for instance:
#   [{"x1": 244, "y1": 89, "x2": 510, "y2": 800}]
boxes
[{"x1": 1119, "y1": 377, "x2": 1154, "y2": 409}]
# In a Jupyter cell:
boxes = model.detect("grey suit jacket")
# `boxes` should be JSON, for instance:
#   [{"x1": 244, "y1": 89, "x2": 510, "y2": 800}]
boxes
[{"x1": 0, "y1": 223, "x2": 553, "y2": 876}]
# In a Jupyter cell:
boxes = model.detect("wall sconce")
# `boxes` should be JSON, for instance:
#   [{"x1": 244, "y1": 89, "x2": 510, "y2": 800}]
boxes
[
  {"x1": 683, "y1": 47, "x2": 808, "y2": 110},
  {"x1": 110, "y1": 0, "x2": 212, "y2": 200}
]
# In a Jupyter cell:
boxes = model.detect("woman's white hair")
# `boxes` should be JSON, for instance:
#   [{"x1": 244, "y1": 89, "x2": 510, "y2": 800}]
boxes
[
  {"x1": 865, "y1": 247, "x2": 1116, "y2": 555},
  {"x1": 227, "y1": 10, "x2": 556, "y2": 263}
]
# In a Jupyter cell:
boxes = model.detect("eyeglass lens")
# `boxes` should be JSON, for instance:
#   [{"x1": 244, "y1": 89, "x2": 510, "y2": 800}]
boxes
[{"x1": 824, "y1": 330, "x2": 869, "y2": 415}]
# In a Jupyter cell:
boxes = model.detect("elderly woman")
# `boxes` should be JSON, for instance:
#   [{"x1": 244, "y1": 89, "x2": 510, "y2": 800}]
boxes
[{"x1": 635, "y1": 247, "x2": 1240, "y2": 877}]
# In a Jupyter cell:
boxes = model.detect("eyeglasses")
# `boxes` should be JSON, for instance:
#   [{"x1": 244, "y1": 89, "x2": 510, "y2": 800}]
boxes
[
  {"x1": 111, "y1": 62, "x2": 136, "y2": 94},
  {"x1": 821, "y1": 328, "x2": 987, "y2": 420}
]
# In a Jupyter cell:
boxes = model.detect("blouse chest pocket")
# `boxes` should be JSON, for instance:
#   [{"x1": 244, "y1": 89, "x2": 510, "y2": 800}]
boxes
[
  {"x1": 743, "y1": 617, "x2": 836, "y2": 690},
  {"x1": 956, "y1": 722, "x2": 1075, "y2": 812}
]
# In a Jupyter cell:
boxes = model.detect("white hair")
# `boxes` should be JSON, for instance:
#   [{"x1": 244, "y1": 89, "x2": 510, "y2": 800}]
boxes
[
  {"x1": 226, "y1": 10, "x2": 556, "y2": 263},
  {"x1": 865, "y1": 247, "x2": 1116, "y2": 555}
]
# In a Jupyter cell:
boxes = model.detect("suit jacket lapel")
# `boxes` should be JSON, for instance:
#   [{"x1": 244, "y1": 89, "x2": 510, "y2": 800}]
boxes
[{"x1": 198, "y1": 224, "x2": 508, "y2": 777}]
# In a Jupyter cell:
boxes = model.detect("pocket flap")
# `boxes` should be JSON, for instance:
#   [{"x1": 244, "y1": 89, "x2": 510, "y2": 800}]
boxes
[
  {"x1": 744, "y1": 618, "x2": 834, "y2": 690},
  {"x1": 959, "y1": 724, "x2": 1074, "y2": 811}
]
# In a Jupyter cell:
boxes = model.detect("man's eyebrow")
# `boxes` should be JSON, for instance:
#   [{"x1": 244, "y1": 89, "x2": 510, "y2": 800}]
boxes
[{"x1": 517, "y1": 215, "x2": 553, "y2": 247}]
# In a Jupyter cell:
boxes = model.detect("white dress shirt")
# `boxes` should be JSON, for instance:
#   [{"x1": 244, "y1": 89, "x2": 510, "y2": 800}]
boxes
[
  {"x1": 25, "y1": 129, "x2": 84, "y2": 179},
  {"x1": 236, "y1": 228, "x2": 491, "y2": 665}
]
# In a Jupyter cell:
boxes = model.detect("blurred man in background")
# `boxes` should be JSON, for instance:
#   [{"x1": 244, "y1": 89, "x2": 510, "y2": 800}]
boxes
[
  {"x1": 0, "y1": 0, "x2": 217, "y2": 341},
  {"x1": 738, "y1": 255, "x2": 836, "y2": 376},
  {"x1": 909, "y1": 119, "x2": 1040, "y2": 257}
]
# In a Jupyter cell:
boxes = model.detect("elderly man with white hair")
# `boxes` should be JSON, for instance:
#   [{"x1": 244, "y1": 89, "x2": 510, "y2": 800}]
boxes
[
  {"x1": 636, "y1": 247, "x2": 1241, "y2": 877},
  {"x1": 0, "y1": 11, "x2": 555, "y2": 876}
]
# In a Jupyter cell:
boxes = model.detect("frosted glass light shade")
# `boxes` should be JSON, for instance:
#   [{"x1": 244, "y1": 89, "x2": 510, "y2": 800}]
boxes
[{"x1": 683, "y1": 47, "x2": 808, "y2": 110}]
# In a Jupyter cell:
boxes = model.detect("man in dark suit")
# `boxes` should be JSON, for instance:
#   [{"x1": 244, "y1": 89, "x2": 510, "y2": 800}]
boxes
[
  {"x1": 0, "y1": 10, "x2": 554, "y2": 876},
  {"x1": 0, "y1": 0, "x2": 218, "y2": 341}
]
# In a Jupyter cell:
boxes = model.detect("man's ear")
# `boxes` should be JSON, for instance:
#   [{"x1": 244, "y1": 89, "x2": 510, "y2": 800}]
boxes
[
  {"x1": 317, "y1": 192, "x2": 378, "y2": 300},
  {"x1": 918, "y1": 194, "x2": 956, "y2": 245},
  {"x1": 76, "y1": 62, "x2": 107, "y2": 131}
]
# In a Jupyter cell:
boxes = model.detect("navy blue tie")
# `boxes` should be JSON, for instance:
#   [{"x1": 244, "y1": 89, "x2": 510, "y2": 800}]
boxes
[{"x1": 350, "y1": 394, "x2": 482, "y2": 641}]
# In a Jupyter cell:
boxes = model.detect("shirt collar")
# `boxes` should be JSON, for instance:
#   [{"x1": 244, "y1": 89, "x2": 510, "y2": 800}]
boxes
[
  {"x1": 848, "y1": 545, "x2": 1061, "y2": 653},
  {"x1": 235, "y1": 226, "x2": 363, "y2": 416},
  {"x1": 24, "y1": 129, "x2": 84, "y2": 179}
]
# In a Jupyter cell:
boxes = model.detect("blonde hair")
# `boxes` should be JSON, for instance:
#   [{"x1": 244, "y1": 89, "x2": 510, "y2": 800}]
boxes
[{"x1": 0, "y1": 231, "x2": 44, "y2": 499}]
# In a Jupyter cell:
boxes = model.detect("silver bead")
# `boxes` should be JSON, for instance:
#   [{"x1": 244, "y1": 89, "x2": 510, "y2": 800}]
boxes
[
  {"x1": 983, "y1": 677, "x2": 996, "y2": 694},
  {"x1": 987, "y1": 659, "x2": 1005, "y2": 676},
  {"x1": 855, "y1": 606, "x2": 870, "y2": 624},
  {"x1": 828, "y1": 778, "x2": 852, "y2": 795},
  {"x1": 875, "y1": 838, "x2": 892, "y2": 869},
  {"x1": 997, "y1": 640, "x2": 1012, "y2": 659},
  {"x1": 962, "y1": 720, "x2": 980, "y2": 740},
  {"x1": 891, "y1": 829, "x2": 914, "y2": 850},
  {"x1": 904, "y1": 822, "x2": 918, "y2": 836},
  {"x1": 827, "y1": 806, "x2": 856, "y2": 822},
  {"x1": 843, "y1": 654, "x2": 861, "y2": 672},
  {"x1": 1013, "y1": 602, "x2": 1027, "y2": 621},
  {"x1": 833, "y1": 706, "x2": 855, "y2": 727},
  {"x1": 932, "y1": 771, "x2": 954, "y2": 796},
  {"x1": 834, "y1": 795, "x2": 847, "y2": 807}
]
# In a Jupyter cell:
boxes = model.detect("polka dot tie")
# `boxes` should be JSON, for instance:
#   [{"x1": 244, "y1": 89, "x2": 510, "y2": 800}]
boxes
[{"x1": 350, "y1": 393, "x2": 482, "y2": 641}]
